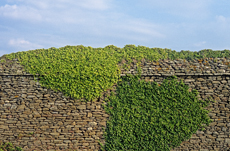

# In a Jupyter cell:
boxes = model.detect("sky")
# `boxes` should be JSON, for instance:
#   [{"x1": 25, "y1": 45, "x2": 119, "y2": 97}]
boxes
[{"x1": 0, "y1": 0, "x2": 230, "y2": 57}]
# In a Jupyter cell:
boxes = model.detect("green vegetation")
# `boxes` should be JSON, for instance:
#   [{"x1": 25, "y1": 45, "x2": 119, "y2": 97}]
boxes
[
  {"x1": 98, "y1": 74, "x2": 214, "y2": 150},
  {"x1": 1, "y1": 44, "x2": 230, "y2": 150},
  {"x1": 0, "y1": 141, "x2": 23, "y2": 151}
]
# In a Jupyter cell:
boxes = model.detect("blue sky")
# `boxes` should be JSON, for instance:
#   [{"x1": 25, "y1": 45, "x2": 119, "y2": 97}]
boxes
[{"x1": 0, "y1": 0, "x2": 230, "y2": 57}]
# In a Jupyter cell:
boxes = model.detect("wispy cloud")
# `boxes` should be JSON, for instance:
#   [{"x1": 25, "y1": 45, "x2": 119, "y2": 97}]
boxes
[
  {"x1": 9, "y1": 39, "x2": 30, "y2": 45},
  {"x1": 0, "y1": 0, "x2": 112, "y2": 24},
  {"x1": 215, "y1": 15, "x2": 230, "y2": 30},
  {"x1": 216, "y1": 15, "x2": 227, "y2": 22},
  {"x1": 194, "y1": 41, "x2": 206, "y2": 47},
  {"x1": 75, "y1": 0, "x2": 112, "y2": 10},
  {"x1": 140, "y1": 0, "x2": 212, "y2": 19},
  {"x1": 0, "y1": 0, "x2": 166, "y2": 39},
  {"x1": 122, "y1": 19, "x2": 166, "y2": 38},
  {"x1": 0, "y1": 4, "x2": 42, "y2": 22},
  {"x1": 22, "y1": 0, "x2": 112, "y2": 10},
  {"x1": 8, "y1": 38, "x2": 43, "y2": 50}
]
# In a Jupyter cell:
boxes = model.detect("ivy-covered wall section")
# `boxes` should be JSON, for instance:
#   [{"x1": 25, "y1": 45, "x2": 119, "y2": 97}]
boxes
[{"x1": 0, "y1": 45, "x2": 230, "y2": 151}]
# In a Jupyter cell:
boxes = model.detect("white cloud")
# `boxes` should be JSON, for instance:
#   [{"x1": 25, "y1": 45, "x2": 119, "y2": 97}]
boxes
[
  {"x1": 214, "y1": 15, "x2": 230, "y2": 31},
  {"x1": 26, "y1": 1, "x2": 49, "y2": 9},
  {"x1": 140, "y1": 0, "x2": 213, "y2": 19},
  {"x1": 116, "y1": 18, "x2": 166, "y2": 38},
  {"x1": 216, "y1": 15, "x2": 226, "y2": 22},
  {"x1": 75, "y1": 0, "x2": 111, "y2": 10},
  {"x1": 194, "y1": 41, "x2": 206, "y2": 47},
  {"x1": 6, "y1": 0, "x2": 112, "y2": 10},
  {"x1": 215, "y1": 15, "x2": 230, "y2": 26},
  {"x1": 0, "y1": 0, "x2": 112, "y2": 24},
  {"x1": 8, "y1": 38, "x2": 43, "y2": 49},
  {"x1": 9, "y1": 39, "x2": 30, "y2": 45},
  {"x1": 0, "y1": 4, "x2": 42, "y2": 22},
  {"x1": 0, "y1": 1, "x2": 166, "y2": 46}
]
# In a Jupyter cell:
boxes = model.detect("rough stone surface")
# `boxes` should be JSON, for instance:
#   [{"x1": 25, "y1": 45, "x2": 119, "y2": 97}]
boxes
[{"x1": 0, "y1": 57, "x2": 230, "y2": 150}]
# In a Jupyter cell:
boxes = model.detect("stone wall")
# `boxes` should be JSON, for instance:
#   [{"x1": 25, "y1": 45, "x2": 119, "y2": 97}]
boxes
[{"x1": 1, "y1": 57, "x2": 230, "y2": 150}]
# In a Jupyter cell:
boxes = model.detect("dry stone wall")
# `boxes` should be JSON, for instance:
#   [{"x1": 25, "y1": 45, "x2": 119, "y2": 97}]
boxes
[{"x1": 1, "y1": 57, "x2": 230, "y2": 151}]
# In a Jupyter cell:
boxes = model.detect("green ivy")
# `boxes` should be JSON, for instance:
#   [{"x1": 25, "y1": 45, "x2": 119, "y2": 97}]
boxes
[
  {"x1": 98, "y1": 74, "x2": 215, "y2": 151},
  {"x1": 0, "y1": 141, "x2": 23, "y2": 151}
]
